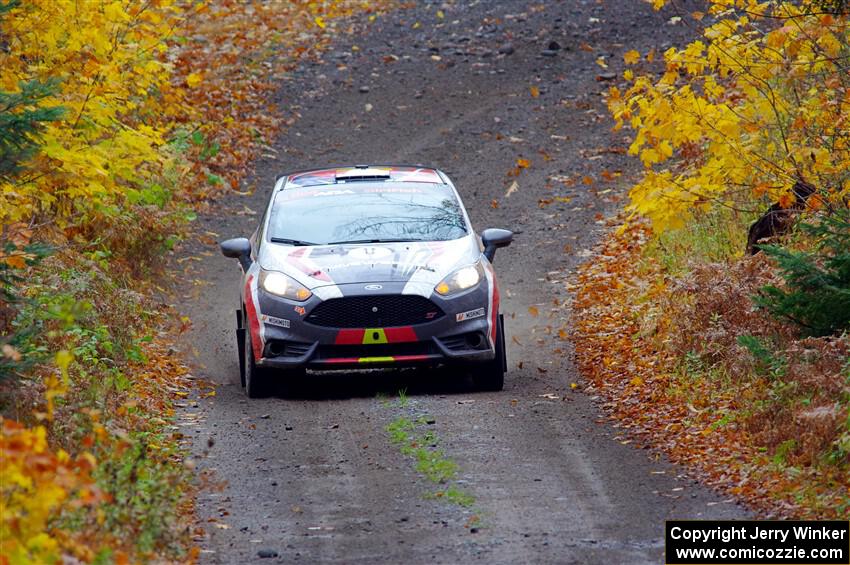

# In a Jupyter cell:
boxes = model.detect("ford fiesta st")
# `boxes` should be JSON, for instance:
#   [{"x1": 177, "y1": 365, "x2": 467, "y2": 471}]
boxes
[{"x1": 220, "y1": 165, "x2": 514, "y2": 397}]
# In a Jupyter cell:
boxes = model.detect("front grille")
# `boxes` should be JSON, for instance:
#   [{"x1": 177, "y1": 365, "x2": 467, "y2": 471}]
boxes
[{"x1": 306, "y1": 295, "x2": 444, "y2": 328}]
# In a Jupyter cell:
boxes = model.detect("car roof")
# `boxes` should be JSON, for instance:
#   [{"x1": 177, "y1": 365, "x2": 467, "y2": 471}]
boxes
[{"x1": 281, "y1": 165, "x2": 447, "y2": 189}]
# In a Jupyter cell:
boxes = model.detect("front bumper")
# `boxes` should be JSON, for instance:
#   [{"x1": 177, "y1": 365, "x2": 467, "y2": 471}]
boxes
[{"x1": 253, "y1": 281, "x2": 495, "y2": 370}]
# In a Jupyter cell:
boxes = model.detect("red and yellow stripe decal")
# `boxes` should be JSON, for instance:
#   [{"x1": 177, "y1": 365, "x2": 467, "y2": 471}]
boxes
[
  {"x1": 321, "y1": 354, "x2": 433, "y2": 365},
  {"x1": 334, "y1": 326, "x2": 418, "y2": 345},
  {"x1": 327, "y1": 326, "x2": 425, "y2": 364}
]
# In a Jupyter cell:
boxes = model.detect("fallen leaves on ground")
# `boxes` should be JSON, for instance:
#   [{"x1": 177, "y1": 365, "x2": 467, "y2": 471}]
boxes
[
  {"x1": 572, "y1": 221, "x2": 849, "y2": 519},
  {"x1": 173, "y1": 0, "x2": 391, "y2": 202}
]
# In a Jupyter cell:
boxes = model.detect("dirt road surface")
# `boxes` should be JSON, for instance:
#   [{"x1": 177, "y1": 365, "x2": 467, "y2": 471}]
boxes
[{"x1": 180, "y1": 1, "x2": 748, "y2": 563}]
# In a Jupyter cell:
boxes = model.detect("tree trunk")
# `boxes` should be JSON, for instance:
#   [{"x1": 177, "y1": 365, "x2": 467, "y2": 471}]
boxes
[{"x1": 746, "y1": 180, "x2": 816, "y2": 254}]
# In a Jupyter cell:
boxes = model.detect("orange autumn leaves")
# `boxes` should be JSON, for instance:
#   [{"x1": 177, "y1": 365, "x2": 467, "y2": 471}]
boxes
[
  {"x1": 1, "y1": 332, "x2": 198, "y2": 563},
  {"x1": 0, "y1": 421, "x2": 103, "y2": 564},
  {"x1": 570, "y1": 0, "x2": 850, "y2": 523},
  {"x1": 507, "y1": 157, "x2": 532, "y2": 178},
  {"x1": 573, "y1": 221, "x2": 850, "y2": 517},
  {"x1": 572, "y1": 225, "x2": 756, "y2": 512}
]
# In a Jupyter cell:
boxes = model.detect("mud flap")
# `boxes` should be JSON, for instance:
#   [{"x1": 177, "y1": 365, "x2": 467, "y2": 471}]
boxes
[
  {"x1": 499, "y1": 313, "x2": 507, "y2": 373},
  {"x1": 236, "y1": 308, "x2": 246, "y2": 384}
]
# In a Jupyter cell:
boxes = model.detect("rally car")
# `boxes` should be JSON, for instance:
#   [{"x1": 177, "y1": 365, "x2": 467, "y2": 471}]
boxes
[{"x1": 220, "y1": 165, "x2": 513, "y2": 397}]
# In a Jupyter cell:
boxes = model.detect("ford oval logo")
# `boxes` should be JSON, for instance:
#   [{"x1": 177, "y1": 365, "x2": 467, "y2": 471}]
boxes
[{"x1": 364, "y1": 284, "x2": 383, "y2": 291}]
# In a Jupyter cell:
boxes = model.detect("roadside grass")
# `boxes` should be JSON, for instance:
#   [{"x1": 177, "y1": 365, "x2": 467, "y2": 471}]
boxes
[
  {"x1": 572, "y1": 216, "x2": 850, "y2": 519},
  {"x1": 386, "y1": 415, "x2": 415, "y2": 445},
  {"x1": 2, "y1": 249, "x2": 195, "y2": 561},
  {"x1": 397, "y1": 387, "x2": 409, "y2": 408},
  {"x1": 640, "y1": 207, "x2": 752, "y2": 277},
  {"x1": 385, "y1": 403, "x2": 478, "y2": 515},
  {"x1": 414, "y1": 448, "x2": 459, "y2": 483},
  {"x1": 441, "y1": 487, "x2": 476, "y2": 508}
]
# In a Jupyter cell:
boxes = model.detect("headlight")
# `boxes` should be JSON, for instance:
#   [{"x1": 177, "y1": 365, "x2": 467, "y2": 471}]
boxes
[
  {"x1": 435, "y1": 261, "x2": 484, "y2": 296},
  {"x1": 259, "y1": 270, "x2": 312, "y2": 301}
]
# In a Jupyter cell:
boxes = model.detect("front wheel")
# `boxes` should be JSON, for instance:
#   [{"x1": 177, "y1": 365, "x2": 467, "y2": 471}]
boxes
[
  {"x1": 244, "y1": 330, "x2": 272, "y2": 398},
  {"x1": 472, "y1": 314, "x2": 506, "y2": 392}
]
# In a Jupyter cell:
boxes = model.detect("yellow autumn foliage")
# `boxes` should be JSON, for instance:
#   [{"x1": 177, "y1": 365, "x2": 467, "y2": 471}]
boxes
[
  {"x1": 611, "y1": 0, "x2": 850, "y2": 232},
  {"x1": 2, "y1": 0, "x2": 393, "y2": 560},
  {"x1": 0, "y1": 0, "x2": 185, "y2": 225},
  {"x1": 0, "y1": 419, "x2": 101, "y2": 565}
]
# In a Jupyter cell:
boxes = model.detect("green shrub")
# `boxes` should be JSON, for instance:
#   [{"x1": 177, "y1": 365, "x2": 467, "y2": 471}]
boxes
[
  {"x1": 756, "y1": 211, "x2": 850, "y2": 336},
  {"x1": 0, "y1": 242, "x2": 50, "y2": 381},
  {"x1": 0, "y1": 78, "x2": 64, "y2": 182}
]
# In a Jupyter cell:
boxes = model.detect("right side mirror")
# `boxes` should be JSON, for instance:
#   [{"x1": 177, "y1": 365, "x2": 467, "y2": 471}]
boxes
[
  {"x1": 220, "y1": 237, "x2": 252, "y2": 271},
  {"x1": 481, "y1": 228, "x2": 513, "y2": 263}
]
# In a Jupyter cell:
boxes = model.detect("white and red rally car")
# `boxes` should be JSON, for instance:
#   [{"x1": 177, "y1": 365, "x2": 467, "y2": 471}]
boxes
[{"x1": 221, "y1": 165, "x2": 513, "y2": 397}]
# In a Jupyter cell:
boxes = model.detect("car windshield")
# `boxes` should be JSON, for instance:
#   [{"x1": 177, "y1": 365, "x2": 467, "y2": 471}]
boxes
[{"x1": 267, "y1": 182, "x2": 468, "y2": 245}]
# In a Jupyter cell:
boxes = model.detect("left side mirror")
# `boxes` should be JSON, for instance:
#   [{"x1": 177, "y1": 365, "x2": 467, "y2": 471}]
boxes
[
  {"x1": 481, "y1": 228, "x2": 513, "y2": 263},
  {"x1": 220, "y1": 237, "x2": 252, "y2": 271}
]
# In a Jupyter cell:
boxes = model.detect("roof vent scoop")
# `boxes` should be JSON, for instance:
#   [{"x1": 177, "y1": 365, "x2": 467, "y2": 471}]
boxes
[{"x1": 335, "y1": 167, "x2": 392, "y2": 182}]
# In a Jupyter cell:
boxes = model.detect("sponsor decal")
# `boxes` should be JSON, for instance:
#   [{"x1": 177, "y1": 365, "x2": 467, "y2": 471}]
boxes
[
  {"x1": 456, "y1": 307, "x2": 486, "y2": 322},
  {"x1": 299, "y1": 189, "x2": 357, "y2": 197},
  {"x1": 425, "y1": 311, "x2": 438, "y2": 320},
  {"x1": 364, "y1": 284, "x2": 383, "y2": 290},
  {"x1": 261, "y1": 315, "x2": 290, "y2": 328},
  {"x1": 294, "y1": 305, "x2": 306, "y2": 316}
]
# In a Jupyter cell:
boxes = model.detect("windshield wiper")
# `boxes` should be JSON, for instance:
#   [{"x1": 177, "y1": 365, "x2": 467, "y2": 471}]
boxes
[
  {"x1": 270, "y1": 237, "x2": 317, "y2": 246},
  {"x1": 326, "y1": 238, "x2": 424, "y2": 245}
]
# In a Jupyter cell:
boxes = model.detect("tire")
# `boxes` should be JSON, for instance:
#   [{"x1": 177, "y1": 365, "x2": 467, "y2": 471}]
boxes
[
  {"x1": 472, "y1": 314, "x2": 506, "y2": 391},
  {"x1": 244, "y1": 330, "x2": 272, "y2": 398},
  {"x1": 237, "y1": 309, "x2": 246, "y2": 388}
]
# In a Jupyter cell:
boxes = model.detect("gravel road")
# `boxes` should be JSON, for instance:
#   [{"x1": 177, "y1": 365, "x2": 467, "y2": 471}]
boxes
[{"x1": 180, "y1": 1, "x2": 748, "y2": 563}]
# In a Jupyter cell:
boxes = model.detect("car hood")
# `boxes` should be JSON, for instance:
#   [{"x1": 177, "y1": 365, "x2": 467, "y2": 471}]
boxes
[{"x1": 257, "y1": 235, "x2": 480, "y2": 289}]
